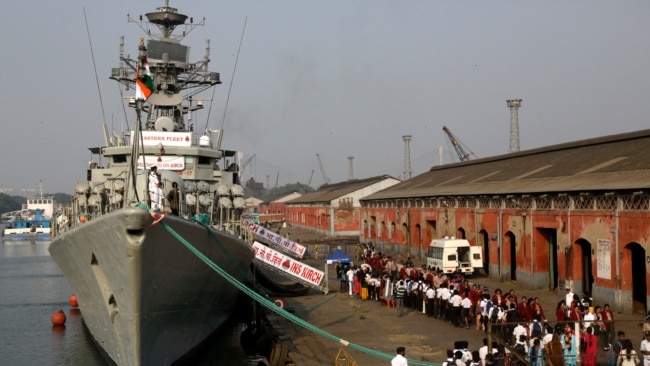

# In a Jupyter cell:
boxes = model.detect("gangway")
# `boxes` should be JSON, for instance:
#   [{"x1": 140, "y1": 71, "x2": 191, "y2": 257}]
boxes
[
  {"x1": 242, "y1": 220, "x2": 307, "y2": 259},
  {"x1": 252, "y1": 241, "x2": 329, "y2": 294}
]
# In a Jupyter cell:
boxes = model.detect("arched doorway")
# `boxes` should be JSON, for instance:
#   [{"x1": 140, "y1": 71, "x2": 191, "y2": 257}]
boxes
[
  {"x1": 479, "y1": 230, "x2": 489, "y2": 276},
  {"x1": 414, "y1": 224, "x2": 422, "y2": 259},
  {"x1": 402, "y1": 223, "x2": 409, "y2": 256},
  {"x1": 457, "y1": 227, "x2": 466, "y2": 239},
  {"x1": 575, "y1": 238, "x2": 594, "y2": 297},
  {"x1": 505, "y1": 232, "x2": 517, "y2": 281},
  {"x1": 626, "y1": 242, "x2": 646, "y2": 314},
  {"x1": 539, "y1": 228, "x2": 559, "y2": 290}
]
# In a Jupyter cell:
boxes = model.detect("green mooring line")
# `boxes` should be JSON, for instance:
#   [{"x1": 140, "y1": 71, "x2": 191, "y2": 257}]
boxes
[{"x1": 145, "y1": 209, "x2": 439, "y2": 365}]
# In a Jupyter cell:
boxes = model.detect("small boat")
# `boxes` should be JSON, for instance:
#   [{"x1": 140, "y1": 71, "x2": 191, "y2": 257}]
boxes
[
  {"x1": 49, "y1": 2, "x2": 255, "y2": 365},
  {"x1": 2, "y1": 186, "x2": 55, "y2": 240},
  {"x1": 2, "y1": 209, "x2": 52, "y2": 240}
]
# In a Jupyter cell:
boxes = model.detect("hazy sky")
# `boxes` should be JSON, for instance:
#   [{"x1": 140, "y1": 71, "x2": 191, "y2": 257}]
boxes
[{"x1": 1, "y1": 1, "x2": 649, "y2": 195}]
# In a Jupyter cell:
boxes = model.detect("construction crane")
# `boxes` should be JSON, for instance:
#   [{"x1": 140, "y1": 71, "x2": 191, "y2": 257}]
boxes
[
  {"x1": 442, "y1": 126, "x2": 477, "y2": 162},
  {"x1": 307, "y1": 169, "x2": 315, "y2": 188},
  {"x1": 239, "y1": 154, "x2": 256, "y2": 182},
  {"x1": 315, "y1": 154, "x2": 331, "y2": 185}
]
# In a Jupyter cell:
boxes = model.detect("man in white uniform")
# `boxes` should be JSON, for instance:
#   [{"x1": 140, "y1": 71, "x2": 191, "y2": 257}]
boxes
[{"x1": 391, "y1": 346, "x2": 408, "y2": 366}]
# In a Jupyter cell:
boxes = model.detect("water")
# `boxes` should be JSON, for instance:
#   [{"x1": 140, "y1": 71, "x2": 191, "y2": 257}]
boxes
[{"x1": 0, "y1": 237, "x2": 269, "y2": 366}]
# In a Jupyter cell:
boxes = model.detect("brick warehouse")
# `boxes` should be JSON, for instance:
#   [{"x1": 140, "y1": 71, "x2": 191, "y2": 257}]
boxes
[{"x1": 358, "y1": 129, "x2": 650, "y2": 314}]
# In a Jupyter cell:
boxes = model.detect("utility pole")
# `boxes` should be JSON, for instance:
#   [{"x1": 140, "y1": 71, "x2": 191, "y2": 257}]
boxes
[
  {"x1": 402, "y1": 135, "x2": 412, "y2": 180},
  {"x1": 507, "y1": 99, "x2": 522, "y2": 153}
]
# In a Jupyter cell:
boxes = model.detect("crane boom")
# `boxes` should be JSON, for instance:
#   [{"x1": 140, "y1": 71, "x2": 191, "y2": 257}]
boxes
[
  {"x1": 316, "y1": 154, "x2": 331, "y2": 184},
  {"x1": 307, "y1": 169, "x2": 315, "y2": 187},
  {"x1": 442, "y1": 126, "x2": 476, "y2": 162}
]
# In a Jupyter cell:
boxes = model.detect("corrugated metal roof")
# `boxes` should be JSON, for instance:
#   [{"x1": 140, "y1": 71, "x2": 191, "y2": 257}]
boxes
[
  {"x1": 287, "y1": 175, "x2": 398, "y2": 204},
  {"x1": 363, "y1": 129, "x2": 650, "y2": 201}
]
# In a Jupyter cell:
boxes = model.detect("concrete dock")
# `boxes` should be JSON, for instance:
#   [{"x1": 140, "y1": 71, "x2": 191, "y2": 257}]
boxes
[{"x1": 267, "y1": 258, "x2": 645, "y2": 366}]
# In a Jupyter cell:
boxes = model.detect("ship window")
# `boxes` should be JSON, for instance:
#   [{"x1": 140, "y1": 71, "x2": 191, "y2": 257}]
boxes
[
  {"x1": 113, "y1": 155, "x2": 127, "y2": 163},
  {"x1": 185, "y1": 156, "x2": 194, "y2": 165},
  {"x1": 197, "y1": 156, "x2": 211, "y2": 165}
]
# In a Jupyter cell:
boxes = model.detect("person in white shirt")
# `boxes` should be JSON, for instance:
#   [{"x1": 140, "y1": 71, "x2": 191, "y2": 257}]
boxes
[
  {"x1": 513, "y1": 323, "x2": 528, "y2": 345},
  {"x1": 583, "y1": 306, "x2": 596, "y2": 330},
  {"x1": 461, "y1": 294, "x2": 473, "y2": 328},
  {"x1": 640, "y1": 331, "x2": 650, "y2": 366},
  {"x1": 391, "y1": 346, "x2": 408, "y2": 366},
  {"x1": 148, "y1": 166, "x2": 160, "y2": 207},
  {"x1": 449, "y1": 290, "x2": 463, "y2": 327},
  {"x1": 346, "y1": 267, "x2": 355, "y2": 297},
  {"x1": 426, "y1": 284, "x2": 436, "y2": 317},
  {"x1": 565, "y1": 288, "x2": 575, "y2": 317}
]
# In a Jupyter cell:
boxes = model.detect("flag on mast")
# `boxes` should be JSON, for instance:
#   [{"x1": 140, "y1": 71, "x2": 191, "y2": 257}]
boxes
[{"x1": 136, "y1": 56, "x2": 153, "y2": 100}]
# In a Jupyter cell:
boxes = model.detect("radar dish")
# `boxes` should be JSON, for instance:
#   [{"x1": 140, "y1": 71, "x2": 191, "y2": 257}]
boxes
[
  {"x1": 88, "y1": 195, "x2": 101, "y2": 206},
  {"x1": 218, "y1": 197, "x2": 233, "y2": 208},
  {"x1": 185, "y1": 194, "x2": 197, "y2": 206},
  {"x1": 155, "y1": 116, "x2": 174, "y2": 132},
  {"x1": 215, "y1": 184, "x2": 230, "y2": 196},
  {"x1": 233, "y1": 197, "x2": 245, "y2": 209},
  {"x1": 114, "y1": 179, "x2": 125, "y2": 190},
  {"x1": 76, "y1": 182, "x2": 89, "y2": 194},
  {"x1": 184, "y1": 182, "x2": 196, "y2": 193},
  {"x1": 77, "y1": 195, "x2": 87, "y2": 205},
  {"x1": 198, "y1": 194, "x2": 212, "y2": 206},
  {"x1": 230, "y1": 185, "x2": 245, "y2": 197},
  {"x1": 92, "y1": 182, "x2": 105, "y2": 194},
  {"x1": 196, "y1": 181, "x2": 210, "y2": 192}
]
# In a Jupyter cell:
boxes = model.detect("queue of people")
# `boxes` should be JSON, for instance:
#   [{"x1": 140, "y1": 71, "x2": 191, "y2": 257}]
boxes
[{"x1": 335, "y1": 248, "x2": 648, "y2": 366}]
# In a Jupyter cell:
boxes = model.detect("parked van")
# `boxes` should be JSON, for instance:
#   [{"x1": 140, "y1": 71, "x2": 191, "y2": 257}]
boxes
[{"x1": 426, "y1": 237, "x2": 482, "y2": 275}]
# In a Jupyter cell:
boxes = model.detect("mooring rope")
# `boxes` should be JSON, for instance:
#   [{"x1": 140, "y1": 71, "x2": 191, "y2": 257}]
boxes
[{"x1": 143, "y1": 207, "x2": 439, "y2": 365}]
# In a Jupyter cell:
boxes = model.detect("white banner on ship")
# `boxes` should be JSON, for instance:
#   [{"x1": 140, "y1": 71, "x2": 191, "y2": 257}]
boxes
[
  {"x1": 137, "y1": 156, "x2": 185, "y2": 170},
  {"x1": 132, "y1": 131, "x2": 193, "y2": 147},
  {"x1": 242, "y1": 220, "x2": 306, "y2": 258},
  {"x1": 252, "y1": 242, "x2": 324, "y2": 287}
]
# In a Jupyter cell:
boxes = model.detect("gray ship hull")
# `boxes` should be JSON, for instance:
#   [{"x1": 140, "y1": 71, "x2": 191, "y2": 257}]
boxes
[{"x1": 49, "y1": 207, "x2": 254, "y2": 365}]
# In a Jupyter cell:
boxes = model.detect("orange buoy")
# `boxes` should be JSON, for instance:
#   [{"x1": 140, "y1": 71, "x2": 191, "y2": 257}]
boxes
[
  {"x1": 79, "y1": 215, "x2": 86, "y2": 223},
  {"x1": 273, "y1": 298, "x2": 285, "y2": 309},
  {"x1": 51, "y1": 310, "x2": 66, "y2": 326},
  {"x1": 68, "y1": 294, "x2": 79, "y2": 308}
]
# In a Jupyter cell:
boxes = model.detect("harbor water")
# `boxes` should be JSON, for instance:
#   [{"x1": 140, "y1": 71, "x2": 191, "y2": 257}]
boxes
[{"x1": 0, "y1": 234, "x2": 268, "y2": 366}]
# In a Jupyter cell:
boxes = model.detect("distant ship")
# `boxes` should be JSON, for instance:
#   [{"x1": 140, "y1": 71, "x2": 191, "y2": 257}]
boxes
[
  {"x1": 2, "y1": 184, "x2": 55, "y2": 240},
  {"x1": 48, "y1": 2, "x2": 254, "y2": 365}
]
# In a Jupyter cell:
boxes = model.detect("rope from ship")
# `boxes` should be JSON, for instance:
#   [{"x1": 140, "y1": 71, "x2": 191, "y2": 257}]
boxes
[{"x1": 140, "y1": 206, "x2": 438, "y2": 366}]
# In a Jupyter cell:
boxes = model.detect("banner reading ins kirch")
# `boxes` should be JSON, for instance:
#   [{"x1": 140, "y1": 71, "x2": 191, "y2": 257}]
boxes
[
  {"x1": 252, "y1": 242, "x2": 324, "y2": 287},
  {"x1": 242, "y1": 220, "x2": 306, "y2": 259}
]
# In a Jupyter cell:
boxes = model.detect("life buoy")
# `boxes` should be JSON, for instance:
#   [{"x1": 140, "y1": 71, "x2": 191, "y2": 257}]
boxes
[{"x1": 273, "y1": 298, "x2": 285, "y2": 309}]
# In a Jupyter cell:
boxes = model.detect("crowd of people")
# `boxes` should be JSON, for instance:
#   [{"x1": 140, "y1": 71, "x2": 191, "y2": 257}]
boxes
[{"x1": 336, "y1": 245, "x2": 648, "y2": 366}]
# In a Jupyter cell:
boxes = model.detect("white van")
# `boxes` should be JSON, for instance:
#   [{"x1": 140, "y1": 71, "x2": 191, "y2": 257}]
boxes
[{"x1": 425, "y1": 237, "x2": 482, "y2": 275}]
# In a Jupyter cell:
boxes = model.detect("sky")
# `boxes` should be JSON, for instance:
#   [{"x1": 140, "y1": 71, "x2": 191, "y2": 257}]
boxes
[{"x1": 1, "y1": 1, "x2": 649, "y2": 195}]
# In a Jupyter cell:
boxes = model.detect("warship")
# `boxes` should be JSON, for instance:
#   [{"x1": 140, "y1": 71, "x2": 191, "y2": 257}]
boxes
[{"x1": 48, "y1": 2, "x2": 254, "y2": 365}]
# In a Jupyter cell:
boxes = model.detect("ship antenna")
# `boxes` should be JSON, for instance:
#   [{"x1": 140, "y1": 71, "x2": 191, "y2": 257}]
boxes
[
  {"x1": 211, "y1": 17, "x2": 247, "y2": 132},
  {"x1": 83, "y1": 7, "x2": 107, "y2": 128}
]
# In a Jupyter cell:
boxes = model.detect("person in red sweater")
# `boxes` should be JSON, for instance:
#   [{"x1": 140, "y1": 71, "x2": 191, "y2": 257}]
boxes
[
  {"x1": 517, "y1": 296, "x2": 531, "y2": 321},
  {"x1": 556, "y1": 300, "x2": 567, "y2": 323},
  {"x1": 491, "y1": 288, "x2": 504, "y2": 306},
  {"x1": 533, "y1": 296, "x2": 547, "y2": 321},
  {"x1": 569, "y1": 304, "x2": 582, "y2": 322},
  {"x1": 508, "y1": 289, "x2": 518, "y2": 306},
  {"x1": 602, "y1": 303, "x2": 615, "y2": 345}
]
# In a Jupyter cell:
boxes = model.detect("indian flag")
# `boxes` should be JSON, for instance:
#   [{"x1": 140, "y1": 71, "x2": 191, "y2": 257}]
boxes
[{"x1": 135, "y1": 58, "x2": 153, "y2": 100}]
